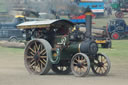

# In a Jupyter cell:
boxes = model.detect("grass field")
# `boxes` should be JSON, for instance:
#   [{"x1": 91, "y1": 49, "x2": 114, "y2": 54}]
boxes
[{"x1": 100, "y1": 40, "x2": 128, "y2": 58}]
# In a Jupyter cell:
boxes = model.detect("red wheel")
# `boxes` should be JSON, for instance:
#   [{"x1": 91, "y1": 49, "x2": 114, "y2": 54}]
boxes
[{"x1": 111, "y1": 32, "x2": 120, "y2": 40}]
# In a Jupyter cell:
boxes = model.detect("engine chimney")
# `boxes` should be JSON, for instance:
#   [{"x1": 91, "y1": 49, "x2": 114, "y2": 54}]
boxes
[
  {"x1": 80, "y1": 7, "x2": 98, "y2": 55},
  {"x1": 84, "y1": 7, "x2": 93, "y2": 39}
]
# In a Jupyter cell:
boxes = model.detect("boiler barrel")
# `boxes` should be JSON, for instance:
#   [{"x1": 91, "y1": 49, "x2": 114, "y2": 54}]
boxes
[
  {"x1": 65, "y1": 41, "x2": 98, "y2": 55},
  {"x1": 65, "y1": 42, "x2": 81, "y2": 53}
]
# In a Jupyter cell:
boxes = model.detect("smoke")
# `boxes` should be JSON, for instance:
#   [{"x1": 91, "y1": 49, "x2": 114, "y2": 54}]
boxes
[
  {"x1": 39, "y1": 0, "x2": 81, "y2": 15},
  {"x1": 3, "y1": 0, "x2": 82, "y2": 15}
]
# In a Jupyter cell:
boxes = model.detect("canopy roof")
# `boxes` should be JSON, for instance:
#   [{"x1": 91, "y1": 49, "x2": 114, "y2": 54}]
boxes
[{"x1": 17, "y1": 19, "x2": 74, "y2": 29}]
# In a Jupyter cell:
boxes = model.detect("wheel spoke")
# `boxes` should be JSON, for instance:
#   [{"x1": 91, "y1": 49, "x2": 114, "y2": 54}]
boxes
[
  {"x1": 82, "y1": 60, "x2": 87, "y2": 64},
  {"x1": 78, "y1": 68, "x2": 81, "y2": 74},
  {"x1": 102, "y1": 66, "x2": 106, "y2": 71},
  {"x1": 100, "y1": 56, "x2": 102, "y2": 62},
  {"x1": 79, "y1": 68, "x2": 83, "y2": 75},
  {"x1": 29, "y1": 47, "x2": 36, "y2": 53},
  {"x1": 101, "y1": 67, "x2": 105, "y2": 73},
  {"x1": 74, "y1": 66, "x2": 78, "y2": 72},
  {"x1": 39, "y1": 59, "x2": 46, "y2": 67},
  {"x1": 104, "y1": 64, "x2": 108, "y2": 67},
  {"x1": 42, "y1": 51, "x2": 46, "y2": 55},
  {"x1": 42, "y1": 59, "x2": 46, "y2": 63},
  {"x1": 74, "y1": 66, "x2": 76, "y2": 71},
  {"x1": 30, "y1": 52, "x2": 35, "y2": 56},
  {"x1": 82, "y1": 66, "x2": 87, "y2": 71},
  {"x1": 81, "y1": 68, "x2": 86, "y2": 72},
  {"x1": 34, "y1": 64, "x2": 38, "y2": 72},
  {"x1": 103, "y1": 60, "x2": 108, "y2": 64},
  {"x1": 97, "y1": 67, "x2": 100, "y2": 73},
  {"x1": 95, "y1": 66, "x2": 98, "y2": 72},
  {"x1": 36, "y1": 62, "x2": 41, "y2": 72},
  {"x1": 101, "y1": 56, "x2": 104, "y2": 62},
  {"x1": 100, "y1": 67, "x2": 103, "y2": 74},
  {"x1": 35, "y1": 42, "x2": 38, "y2": 51},
  {"x1": 74, "y1": 58, "x2": 79, "y2": 62},
  {"x1": 40, "y1": 49, "x2": 46, "y2": 55},
  {"x1": 30, "y1": 61, "x2": 36, "y2": 67},
  {"x1": 38, "y1": 44, "x2": 41, "y2": 51},
  {"x1": 34, "y1": 45, "x2": 37, "y2": 53},
  {"x1": 39, "y1": 61, "x2": 43, "y2": 70},
  {"x1": 26, "y1": 56, "x2": 33, "y2": 59},
  {"x1": 73, "y1": 61, "x2": 77, "y2": 65},
  {"x1": 30, "y1": 59, "x2": 35, "y2": 63},
  {"x1": 94, "y1": 60, "x2": 98, "y2": 64},
  {"x1": 40, "y1": 56, "x2": 47, "y2": 59}
]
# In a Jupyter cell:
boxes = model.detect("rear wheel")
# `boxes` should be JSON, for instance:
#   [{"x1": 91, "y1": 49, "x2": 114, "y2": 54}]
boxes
[
  {"x1": 71, "y1": 53, "x2": 90, "y2": 77},
  {"x1": 91, "y1": 53, "x2": 111, "y2": 76},
  {"x1": 51, "y1": 64, "x2": 71, "y2": 74},
  {"x1": 24, "y1": 39, "x2": 52, "y2": 75}
]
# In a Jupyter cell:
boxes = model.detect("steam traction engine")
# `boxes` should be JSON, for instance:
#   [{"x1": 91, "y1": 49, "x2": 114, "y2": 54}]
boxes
[{"x1": 17, "y1": 8, "x2": 111, "y2": 77}]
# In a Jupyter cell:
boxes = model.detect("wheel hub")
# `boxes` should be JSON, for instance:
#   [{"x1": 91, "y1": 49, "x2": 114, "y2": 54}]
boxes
[
  {"x1": 34, "y1": 51, "x2": 40, "y2": 61},
  {"x1": 77, "y1": 62, "x2": 83, "y2": 68},
  {"x1": 98, "y1": 62, "x2": 104, "y2": 67},
  {"x1": 113, "y1": 33, "x2": 119, "y2": 39}
]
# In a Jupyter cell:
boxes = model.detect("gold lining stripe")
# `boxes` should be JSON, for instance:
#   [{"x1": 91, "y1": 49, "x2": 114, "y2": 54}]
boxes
[
  {"x1": 85, "y1": 12, "x2": 93, "y2": 15},
  {"x1": 78, "y1": 43, "x2": 81, "y2": 53},
  {"x1": 15, "y1": 15, "x2": 24, "y2": 18},
  {"x1": 17, "y1": 24, "x2": 50, "y2": 29}
]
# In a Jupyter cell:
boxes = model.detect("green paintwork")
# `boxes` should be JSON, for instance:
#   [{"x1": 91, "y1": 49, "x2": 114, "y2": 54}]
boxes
[{"x1": 58, "y1": 42, "x2": 80, "y2": 60}]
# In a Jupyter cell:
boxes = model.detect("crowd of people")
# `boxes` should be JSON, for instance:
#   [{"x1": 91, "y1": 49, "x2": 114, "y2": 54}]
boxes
[{"x1": 106, "y1": 7, "x2": 112, "y2": 16}]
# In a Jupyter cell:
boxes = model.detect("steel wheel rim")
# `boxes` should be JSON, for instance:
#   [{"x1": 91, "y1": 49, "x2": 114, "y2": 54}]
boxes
[
  {"x1": 71, "y1": 53, "x2": 90, "y2": 77},
  {"x1": 113, "y1": 33, "x2": 119, "y2": 39},
  {"x1": 24, "y1": 40, "x2": 49, "y2": 74}
]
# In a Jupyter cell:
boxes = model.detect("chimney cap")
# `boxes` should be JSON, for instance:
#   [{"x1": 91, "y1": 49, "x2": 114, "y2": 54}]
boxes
[{"x1": 84, "y1": 6, "x2": 93, "y2": 15}]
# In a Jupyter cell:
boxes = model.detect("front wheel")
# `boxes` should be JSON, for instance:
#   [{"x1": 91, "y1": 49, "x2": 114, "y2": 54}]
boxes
[
  {"x1": 91, "y1": 53, "x2": 111, "y2": 76},
  {"x1": 71, "y1": 53, "x2": 90, "y2": 77}
]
